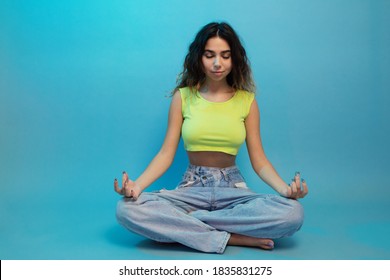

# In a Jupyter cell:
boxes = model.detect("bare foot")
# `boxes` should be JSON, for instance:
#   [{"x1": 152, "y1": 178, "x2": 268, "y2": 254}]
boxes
[{"x1": 228, "y1": 233, "x2": 274, "y2": 250}]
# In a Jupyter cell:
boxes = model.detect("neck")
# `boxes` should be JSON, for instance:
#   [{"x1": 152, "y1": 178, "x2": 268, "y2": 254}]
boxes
[{"x1": 200, "y1": 79, "x2": 232, "y2": 94}]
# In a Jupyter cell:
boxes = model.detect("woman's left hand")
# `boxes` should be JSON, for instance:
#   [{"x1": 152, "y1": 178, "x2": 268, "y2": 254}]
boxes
[
  {"x1": 114, "y1": 171, "x2": 142, "y2": 199},
  {"x1": 285, "y1": 172, "x2": 309, "y2": 199}
]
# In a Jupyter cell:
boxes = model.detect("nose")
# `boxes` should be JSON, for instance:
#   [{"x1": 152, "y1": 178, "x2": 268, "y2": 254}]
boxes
[{"x1": 213, "y1": 56, "x2": 221, "y2": 69}]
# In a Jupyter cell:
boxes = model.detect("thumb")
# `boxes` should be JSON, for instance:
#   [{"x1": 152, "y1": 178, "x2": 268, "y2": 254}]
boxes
[{"x1": 114, "y1": 178, "x2": 122, "y2": 194}]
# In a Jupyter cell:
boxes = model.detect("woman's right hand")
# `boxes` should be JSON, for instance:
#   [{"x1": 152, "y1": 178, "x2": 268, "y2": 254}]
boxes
[
  {"x1": 285, "y1": 172, "x2": 309, "y2": 199},
  {"x1": 114, "y1": 171, "x2": 142, "y2": 200}
]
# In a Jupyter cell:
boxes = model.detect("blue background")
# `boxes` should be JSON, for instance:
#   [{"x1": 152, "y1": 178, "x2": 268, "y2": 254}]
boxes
[{"x1": 1, "y1": 0, "x2": 389, "y2": 259}]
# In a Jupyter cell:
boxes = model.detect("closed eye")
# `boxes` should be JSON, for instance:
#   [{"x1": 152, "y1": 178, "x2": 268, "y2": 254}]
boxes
[
  {"x1": 203, "y1": 51, "x2": 214, "y2": 59},
  {"x1": 203, "y1": 51, "x2": 231, "y2": 59},
  {"x1": 203, "y1": 50, "x2": 231, "y2": 59}
]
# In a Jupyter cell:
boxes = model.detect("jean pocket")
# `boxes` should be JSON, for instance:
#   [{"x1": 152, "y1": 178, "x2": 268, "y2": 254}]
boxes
[
  {"x1": 176, "y1": 180, "x2": 195, "y2": 188},
  {"x1": 228, "y1": 172, "x2": 248, "y2": 189},
  {"x1": 233, "y1": 181, "x2": 249, "y2": 189},
  {"x1": 176, "y1": 174, "x2": 200, "y2": 189}
]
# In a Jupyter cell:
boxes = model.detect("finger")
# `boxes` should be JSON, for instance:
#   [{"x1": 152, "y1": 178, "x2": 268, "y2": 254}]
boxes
[
  {"x1": 124, "y1": 180, "x2": 134, "y2": 198},
  {"x1": 114, "y1": 178, "x2": 122, "y2": 194},
  {"x1": 285, "y1": 186, "x2": 292, "y2": 198},
  {"x1": 131, "y1": 186, "x2": 140, "y2": 200},
  {"x1": 295, "y1": 172, "x2": 304, "y2": 197},
  {"x1": 294, "y1": 171, "x2": 301, "y2": 190},
  {"x1": 122, "y1": 171, "x2": 128, "y2": 188},
  {"x1": 123, "y1": 185, "x2": 132, "y2": 198},
  {"x1": 124, "y1": 179, "x2": 134, "y2": 190},
  {"x1": 301, "y1": 179, "x2": 309, "y2": 197},
  {"x1": 290, "y1": 179, "x2": 298, "y2": 197}
]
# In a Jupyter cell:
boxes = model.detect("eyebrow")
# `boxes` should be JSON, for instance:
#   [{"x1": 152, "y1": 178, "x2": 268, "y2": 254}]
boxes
[{"x1": 204, "y1": 49, "x2": 231, "y2": 54}]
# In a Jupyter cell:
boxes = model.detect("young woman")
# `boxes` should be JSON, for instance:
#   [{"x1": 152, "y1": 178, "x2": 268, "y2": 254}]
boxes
[{"x1": 114, "y1": 22, "x2": 308, "y2": 253}]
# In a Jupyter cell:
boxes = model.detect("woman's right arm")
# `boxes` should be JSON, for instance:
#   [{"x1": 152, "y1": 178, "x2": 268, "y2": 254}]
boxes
[{"x1": 114, "y1": 91, "x2": 183, "y2": 198}]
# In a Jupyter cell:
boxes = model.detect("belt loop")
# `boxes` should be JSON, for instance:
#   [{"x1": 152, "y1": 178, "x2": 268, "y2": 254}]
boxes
[{"x1": 220, "y1": 169, "x2": 228, "y2": 181}]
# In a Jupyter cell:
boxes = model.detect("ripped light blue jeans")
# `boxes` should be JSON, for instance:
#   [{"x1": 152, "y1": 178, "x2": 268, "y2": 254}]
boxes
[{"x1": 116, "y1": 165, "x2": 304, "y2": 253}]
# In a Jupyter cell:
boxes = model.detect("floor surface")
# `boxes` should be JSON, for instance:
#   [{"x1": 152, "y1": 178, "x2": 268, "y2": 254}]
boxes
[{"x1": 1, "y1": 174, "x2": 389, "y2": 260}]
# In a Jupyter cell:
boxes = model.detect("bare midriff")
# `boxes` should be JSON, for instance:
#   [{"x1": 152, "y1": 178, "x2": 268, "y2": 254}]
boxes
[{"x1": 187, "y1": 151, "x2": 236, "y2": 168}]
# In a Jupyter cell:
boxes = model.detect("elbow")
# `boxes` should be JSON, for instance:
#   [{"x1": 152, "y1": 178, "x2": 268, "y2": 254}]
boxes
[
  {"x1": 250, "y1": 156, "x2": 271, "y2": 175},
  {"x1": 157, "y1": 148, "x2": 176, "y2": 167}
]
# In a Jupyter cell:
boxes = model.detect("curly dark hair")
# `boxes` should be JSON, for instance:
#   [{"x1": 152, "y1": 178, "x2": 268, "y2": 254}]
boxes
[{"x1": 173, "y1": 22, "x2": 256, "y2": 94}]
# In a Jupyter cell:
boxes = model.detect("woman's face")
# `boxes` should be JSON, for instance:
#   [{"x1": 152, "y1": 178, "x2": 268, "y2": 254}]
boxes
[{"x1": 202, "y1": 37, "x2": 232, "y2": 83}]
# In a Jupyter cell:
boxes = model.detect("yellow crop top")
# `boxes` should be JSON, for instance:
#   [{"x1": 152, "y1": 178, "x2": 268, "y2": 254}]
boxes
[{"x1": 180, "y1": 87, "x2": 255, "y2": 156}]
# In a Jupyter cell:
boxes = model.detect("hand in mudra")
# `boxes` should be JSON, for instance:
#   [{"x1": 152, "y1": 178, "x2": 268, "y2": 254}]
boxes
[
  {"x1": 114, "y1": 171, "x2": 142, "y2": 199},
  {"x1": 286, "y1": 172, "x2": 309, "y2": 199}
]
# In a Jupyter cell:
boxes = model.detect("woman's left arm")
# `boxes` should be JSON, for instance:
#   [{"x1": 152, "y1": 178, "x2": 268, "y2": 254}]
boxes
[{"x1": 245, "y1": 99, "x2": 308, "y2": 199}]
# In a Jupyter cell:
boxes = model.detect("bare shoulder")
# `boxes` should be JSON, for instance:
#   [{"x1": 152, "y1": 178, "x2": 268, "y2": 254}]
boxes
[
  {"x1": 247, "y1": 98, "x2": 260, "y2": 119},
  {"x1": 169, "y1": 90, "x2": 182, "y2": 111},
  {"x1": 250, "y1": 97, "x2": 259, "y2": 109},
  {"x1": 171, "y1": 90, "x2": 182, "y2": 102},
  {"x1": 167, "y1": 90, "x2": 183, "y2": 121}
]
